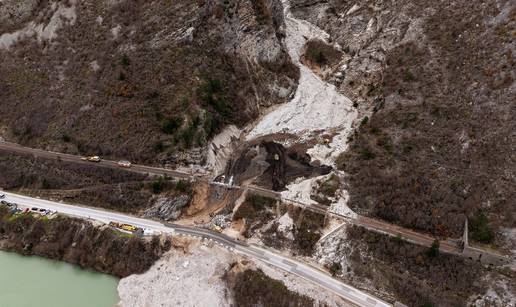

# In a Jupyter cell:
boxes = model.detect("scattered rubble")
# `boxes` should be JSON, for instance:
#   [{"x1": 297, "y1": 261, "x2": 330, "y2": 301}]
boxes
[
  {"x1": 144, "y1": 195, "x2": 191, "y2": 221},
  {"x1": 118, "y1": 240, "x2": 235, "y2": 307}
]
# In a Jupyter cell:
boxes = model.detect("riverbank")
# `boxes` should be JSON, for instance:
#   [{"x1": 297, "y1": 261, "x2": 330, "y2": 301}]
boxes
[{"x1": 0, "y1": 206, "x2": 171, "y2": 278}]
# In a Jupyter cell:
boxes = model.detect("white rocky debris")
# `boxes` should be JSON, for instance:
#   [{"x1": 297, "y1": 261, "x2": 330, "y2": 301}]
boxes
[
  {"x1": 247, "y1": 1, "x2": 356, "y2": 141},
  {"x1": 281, "y1": 176, "x2": 317, "y2": 205},
  {"x1": 118, "y1": 239, "x2": 351, "y2": 307},
  {"x1": 329, "y1": 190, "x2": 356, "y2": 218},
  {"x1": 307, "y1": 130, "x2": 351, "y2": 167},
  {"x1": 315, "y1": 226, "x2": 352, "y2": 276},
  {"x1": 111, "y1": 24, "x2": 121, "y2": 39},
  {"x1": 254, "y1": 255, "x2": 350, "y2": 307},
  {"x1": 277, "y1": 212, "x2": 294, "y2": 240},
  {"x1": 0, "y1": 0, "x2": 77, "y2": 49},
  {"x1": 118, "y1": 242, "x2": 235, "y2": 307},
  {"x1": 468, "y1": 273, "x2": 516, "y2": 307},
  {"x1": 206, "y1": 125, "x2": 241, "y2": 176},
  {"x1": 281, "y1": 174, "x2": 356, "y2": 217}
]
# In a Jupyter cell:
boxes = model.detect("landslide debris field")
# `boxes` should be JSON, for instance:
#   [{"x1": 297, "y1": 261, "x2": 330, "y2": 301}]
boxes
[{"x1": 0, "y1": 0, "x2": 515, "y2": 306}]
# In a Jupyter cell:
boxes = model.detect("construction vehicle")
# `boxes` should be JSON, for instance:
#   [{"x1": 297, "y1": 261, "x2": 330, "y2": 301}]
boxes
[
  {"x1": 81, "y1": 155, "x2": 101, "y2": 162},
  {"x1": 109, "y1": 221, "x2": 137, "y2": 232},
  {"x1": 121, "y1": 224, "x2": 137, "y2": 231}
]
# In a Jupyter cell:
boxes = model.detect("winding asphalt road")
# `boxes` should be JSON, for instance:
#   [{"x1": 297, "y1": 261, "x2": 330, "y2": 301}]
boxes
[
  {"x1": 1, "y1": 191, "x2": 391, "y2": 307},
  {"x1": 2, "y1": 140, "x2": 510, "y2": 264},
  {"x1": 0, "y1": 141, "x2": 509, "y2": 265}
]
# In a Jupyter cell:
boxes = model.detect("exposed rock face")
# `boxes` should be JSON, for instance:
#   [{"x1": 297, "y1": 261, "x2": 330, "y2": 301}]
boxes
[{"x1": 144, "y1": 195, "x2": 191, "y2": 221}]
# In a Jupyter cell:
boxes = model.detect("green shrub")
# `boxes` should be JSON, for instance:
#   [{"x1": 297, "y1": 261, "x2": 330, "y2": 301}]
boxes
[
  {"x1": 180, "y1": 121, "x2": 198, "y2": 148},
  {"x1": 403, "y1": 70, "x2": 415, "y2": 82},
  {"x1": 360, "y1": 116, "x2": 369, "y2": 126},
  {"x1": 153, "y1": 141, "x2": 165, "y2": 152},
  {"x1": 469, "y1": 212, "x2": 494, "y2": 244},
  {"x1": 199, "y1": 79, "x2": 230, "y2": 118},
  {"x1": 175, "y1": 180, "x2": 191, "y2": 193},
  {"x1": 426, "y1": 239, "x2": 439, "y2": 258},
  {"x1": 318, "y1": 174, "x2": 340, "y2": 197},
  {"x1": 162, "y1": 117, "x2": 183, "y2": 134},
  {"x1": 360, "y1": 148, "x2": 376, "y2": 160},
  {"x1": 120, "y1": 54, "x2": 130, "y2": 66},
  {"x1": 329, "y1": 262, "x2": 342, "y2": 276},
  {"x1": 303, "y1": 39, "x2": 342, "y2": 68},
  {"x1": 203, "y1": 111, "x2": 220, "y2": 139},
  {"x1": 41, "y1": 178, "x2": 51, "y2": 189},
  {"x1": 151, "y1": 177, "x2": 165, "y2": 194}
]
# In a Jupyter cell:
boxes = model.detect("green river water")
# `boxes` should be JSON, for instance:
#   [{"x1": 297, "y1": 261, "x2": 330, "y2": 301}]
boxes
[{"x1": 0, "y1": 251, "x2": 119, "y2": 307}]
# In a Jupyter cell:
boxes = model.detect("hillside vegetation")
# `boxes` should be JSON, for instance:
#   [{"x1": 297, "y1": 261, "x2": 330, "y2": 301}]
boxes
[
  {"x1": 0, "y1": 0, "x2": 298, "y2": 165},
  {"x1": 292, "y1": 0, "x2": 515, "y2": 239}
]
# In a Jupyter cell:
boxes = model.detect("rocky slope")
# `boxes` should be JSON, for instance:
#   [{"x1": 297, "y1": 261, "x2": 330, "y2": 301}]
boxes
[
  {"x1": 290, "y1": 0, "x2": 515, "y2": 241},
  {"x1": 0, "y1": 0, "x2": 298, "y2": 165}
]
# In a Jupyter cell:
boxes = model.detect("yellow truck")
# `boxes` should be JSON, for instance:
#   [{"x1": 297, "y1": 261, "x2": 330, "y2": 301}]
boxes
[
  {"x1": 109, "y1": 221, "x2": 137, "y2": 232},
  {"x1": 121, "y1": 224, "x2": 136, "y2": 231}
]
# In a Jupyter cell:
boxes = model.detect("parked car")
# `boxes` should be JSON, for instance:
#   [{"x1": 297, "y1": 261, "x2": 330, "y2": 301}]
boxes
[
  {"x1": 81, "y1": 156, "x2": 101, "y2": 162},
  {"x1": 31, "y1": 207, "x2": 38, "y2": 212},
  {"x1": 0, "y1": 194, "x2": 5, "y2": 199}
]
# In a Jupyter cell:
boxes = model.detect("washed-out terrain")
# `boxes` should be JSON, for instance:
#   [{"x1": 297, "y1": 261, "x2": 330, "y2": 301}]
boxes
[{"x1": 0, "y1": 0, "x2": 515, "y2": 306}]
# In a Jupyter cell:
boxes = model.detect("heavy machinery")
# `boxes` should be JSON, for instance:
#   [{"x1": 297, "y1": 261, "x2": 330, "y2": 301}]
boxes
[
  {"x1": 109, "y1": 221, "x2": 137, "y2": 232},
  {"x1": 81, "y1": 155, "x2": 101, "y2": 162},
  {"x1": 121, "y1": 224, "x2": 137, "y2": 231}
]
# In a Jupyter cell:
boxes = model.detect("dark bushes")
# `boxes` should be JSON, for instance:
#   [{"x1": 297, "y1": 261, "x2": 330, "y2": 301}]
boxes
[
  {"x1": 229, "y1": 269, "x2": 314, "y2": 307},
  {"x1": 302, "y1": 39, "x2": 342, "y2": 68},
  {"x1": 0, "y1": 210, "x2": 171, "y2": 277},
  {"x1": 469, "y1": 212, "x2": 494, "y2": 244},
  {"x1": 345, "y1": 226, "x2": 486, "y2": 306}
]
